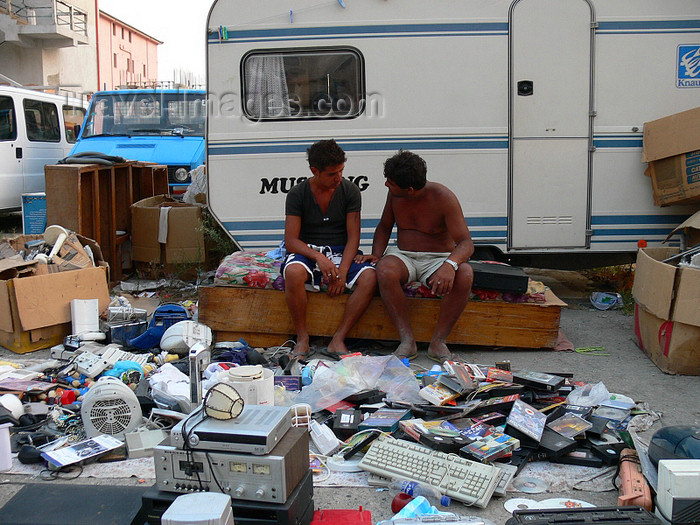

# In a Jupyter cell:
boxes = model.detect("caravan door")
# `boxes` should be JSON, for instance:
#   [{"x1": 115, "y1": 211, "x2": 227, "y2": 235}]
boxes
[{"x1": 508, "y1": 0, "x2": 594, "y2": 249}]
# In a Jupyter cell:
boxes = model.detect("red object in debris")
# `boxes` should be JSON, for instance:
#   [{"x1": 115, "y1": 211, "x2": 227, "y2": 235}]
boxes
[
  {"x1": 60, "y1": 389, "x2": 76, "y2": 405},
  {"x1": 311, "y1": 507, "x2": 372, "y2": 524},
  {"x1": 391, "y1": 492, "x2": 415, "y2": 514}
]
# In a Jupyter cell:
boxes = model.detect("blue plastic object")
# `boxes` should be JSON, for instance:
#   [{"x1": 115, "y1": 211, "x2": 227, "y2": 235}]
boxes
[{"x1": 127, "y1": 303, "x2": 189, "y2": 349}]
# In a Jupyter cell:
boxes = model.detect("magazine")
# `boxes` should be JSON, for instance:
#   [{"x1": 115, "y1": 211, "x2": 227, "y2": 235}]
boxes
[{"x1": 40, "y1": 434, "x2": 124, "y2": 468}]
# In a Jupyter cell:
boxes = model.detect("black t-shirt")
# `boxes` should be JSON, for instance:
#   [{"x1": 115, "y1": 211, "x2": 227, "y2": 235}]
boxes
[{"x1": 285, "y1": 178, "x2": 361, "y2": 246}]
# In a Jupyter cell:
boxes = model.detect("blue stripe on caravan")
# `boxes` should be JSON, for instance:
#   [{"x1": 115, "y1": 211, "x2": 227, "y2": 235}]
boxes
[
  {"x1": 592, "y1": 215, "x2": 690, "y2": 225},
  {"x1": 592, "y1": 228, "x2": 679, "y2": 236},
  {"x1": 210, "y1": 140, "x2": 508, "y2": 156},
  {"x1": 593, "y1": 138, "x2": 643, "y2": 148},
  {"x1": 222, "y1": 216, "x2": 508, "y2": 231},
  {"x1": 598, "y1": 20, "x2": 700, "y2": 32},
  {"x1": 208, "y1": 23, "x2": 509, "y2": 43}
]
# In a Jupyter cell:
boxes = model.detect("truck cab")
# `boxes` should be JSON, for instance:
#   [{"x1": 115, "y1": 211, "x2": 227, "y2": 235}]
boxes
[{"x1": 71, "y1": 89, "x2": 206, "y2": 194}]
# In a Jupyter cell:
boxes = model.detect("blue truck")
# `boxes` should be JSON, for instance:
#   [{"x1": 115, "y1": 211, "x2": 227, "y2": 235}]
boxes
[{"x1": 70, "y1": 89, "x2": 206, "y2": 194}]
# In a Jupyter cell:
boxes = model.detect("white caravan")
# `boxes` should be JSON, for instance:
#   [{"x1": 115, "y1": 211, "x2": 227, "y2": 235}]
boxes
[
  {"x1": 206, "y1": 0, "x2": 700, "y2": 266},
  {"x1": 0, "y1": 85, "x2": 88, "y2": 212}
]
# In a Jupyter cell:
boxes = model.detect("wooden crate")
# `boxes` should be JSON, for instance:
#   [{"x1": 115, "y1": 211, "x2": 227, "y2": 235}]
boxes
[
  {"x1": 45, "y1": 162, "x2": 168, "y2": 283},
  {"x1": 198, "y1": 286, "x2": 567, "y2": 349}
]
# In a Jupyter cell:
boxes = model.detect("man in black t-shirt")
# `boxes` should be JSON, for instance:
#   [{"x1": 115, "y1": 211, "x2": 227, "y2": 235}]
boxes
[{"x1": 282, "y1": 139, "x2": 376, "y2": 358}]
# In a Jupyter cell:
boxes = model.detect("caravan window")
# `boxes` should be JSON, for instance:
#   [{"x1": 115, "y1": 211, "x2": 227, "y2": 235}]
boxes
[
  {"x1": 24, "y1": 99, "x2": 60, "y2": 142},
  {"x1": 0, "y1": 96, "x2": 16, "y2": 141},
  {"x1": 63, "y1": 105, "x2": 86, "y2": 143},
  {"x1": 242, "y1": 48, "x2": 364, "y2": 120}
]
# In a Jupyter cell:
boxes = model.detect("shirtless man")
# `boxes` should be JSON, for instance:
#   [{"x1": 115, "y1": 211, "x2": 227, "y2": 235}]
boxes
[
  {"x1": 282, "y1": 139, "x2": 376, "y2": 358},
  {"x1": 358, "y1": 150, "x2": 474, "y2": 362}
]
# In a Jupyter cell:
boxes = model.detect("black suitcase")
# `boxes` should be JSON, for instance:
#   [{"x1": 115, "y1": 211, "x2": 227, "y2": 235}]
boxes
[{"x1": 468, "y1": 261, "x2": 529, "y2": 293}]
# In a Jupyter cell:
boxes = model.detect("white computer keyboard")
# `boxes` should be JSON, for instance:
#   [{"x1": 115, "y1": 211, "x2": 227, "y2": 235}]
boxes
[{"x1": 358, "y1": 435, "x2": 500, "y2": 507}]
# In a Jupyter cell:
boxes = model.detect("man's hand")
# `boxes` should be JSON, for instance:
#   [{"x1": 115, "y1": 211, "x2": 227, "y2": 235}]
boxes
[
  {"x1": 355, "y1": 254, "x2": 379, "y2": 264},
  {"x1": 316, "y1": 255, "x2": 338, "y2": 282},
  {"x1": 427, "y1": 263, "x2": 456, "y2": 296},
  {"x1": 326, "y1": 269, "x2": 347, "y2": 297}
]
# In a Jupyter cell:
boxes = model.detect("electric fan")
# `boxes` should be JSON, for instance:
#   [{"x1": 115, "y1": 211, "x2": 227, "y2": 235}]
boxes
[{"x1": 80, "y1": 377, "x2": 143, "y2": 439}]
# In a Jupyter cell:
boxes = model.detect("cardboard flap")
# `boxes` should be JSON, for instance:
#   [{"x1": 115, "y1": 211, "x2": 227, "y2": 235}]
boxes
[
  {"x1": 631, "y1": 248, "x2": 678, "y2": 320},
  {"x1": 642, "y1": 106, "x2": 700, "y2": 162},
  {"x1": 674, "y1": 266, "x2": 700, "y2": 327},
  {"x1": 0, "y1": 257, "x2": 37, "y2": 280},
  {"x1": 663, "y1": 210, "x2": 700, "y2": 243},
  {"x1": 0, "y1": 281, "x2": 12, "y2": 332},
  {"x1": 12, "y1": 267, "x2": 110, "y2": 331}
]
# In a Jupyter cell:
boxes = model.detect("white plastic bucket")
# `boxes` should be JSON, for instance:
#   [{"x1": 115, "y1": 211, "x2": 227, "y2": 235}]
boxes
[{"x1": 0, "y1": 422, "x2": 12, "y2": 472}]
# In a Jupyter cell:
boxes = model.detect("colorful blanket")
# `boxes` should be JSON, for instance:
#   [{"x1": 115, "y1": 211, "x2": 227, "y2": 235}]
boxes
[{"x1": 214, "y1": 251, "x2": 547, "y2": 302}]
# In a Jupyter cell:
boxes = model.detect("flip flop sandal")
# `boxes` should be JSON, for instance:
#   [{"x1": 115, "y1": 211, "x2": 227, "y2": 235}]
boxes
[
  {"x1": 291, "y1": 347, "x2": 316, "y2": 360},
  {"x1": 426, "y1": 352, "x2": 452, "y2": 364},
  {"x1": 394, "y1": 351, "x2": 419, "y2": 361},
  {"x1": 319, "y1": 348, "x2": 350, "y2": 361}
]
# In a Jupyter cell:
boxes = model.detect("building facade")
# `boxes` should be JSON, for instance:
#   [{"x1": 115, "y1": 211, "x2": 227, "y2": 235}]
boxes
[
  {"x1": 98, "y1": 10, "x2": 160, "y2": 91},
  {"x1": 0, "y1": 0, "x2": 97, "y2": 95}
]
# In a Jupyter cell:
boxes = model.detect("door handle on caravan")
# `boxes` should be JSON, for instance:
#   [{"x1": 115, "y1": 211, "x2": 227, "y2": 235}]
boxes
[
  {"x1": 15, "y1": 147, "x2": 22, "y2": 159},
  {"x1": 517, "y1": 80, "x2": 533, "y2": 96}
]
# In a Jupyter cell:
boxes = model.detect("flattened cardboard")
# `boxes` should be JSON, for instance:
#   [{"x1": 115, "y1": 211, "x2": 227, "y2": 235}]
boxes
[
  {"x1": 11, "y1": 267, "x2": 110, "y2": 331},
  {"x1": 642, "y1": 106, "x2": 700, "y2": 162}
]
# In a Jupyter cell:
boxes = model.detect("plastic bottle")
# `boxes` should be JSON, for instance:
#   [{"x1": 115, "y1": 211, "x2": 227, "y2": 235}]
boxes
[
  {"x1": 390, "y1": 496, "x2": 443, "y2": 520},
  {"x1": 388, "y1": 480, "x2": 452, "y2": 507}
]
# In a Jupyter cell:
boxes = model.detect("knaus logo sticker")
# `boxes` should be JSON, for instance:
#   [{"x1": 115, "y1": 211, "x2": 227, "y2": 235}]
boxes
[{"x1": 677, "y1": 45, "x2": 700, "y2": 88}]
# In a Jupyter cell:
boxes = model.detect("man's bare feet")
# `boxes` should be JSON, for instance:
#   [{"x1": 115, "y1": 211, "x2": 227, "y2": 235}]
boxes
[
  {"x1": 393, "y1": 340, "x2": 418, "y2": 360},
  {"x1": 327, "y1": 336, "x2": 350, "y2": 356},
  {"x1": 427, "y1": 341, "x2": 452, "y2": 362},
  {"x1": 293, "y1": 338, "x2": 310, "y2": 358}
]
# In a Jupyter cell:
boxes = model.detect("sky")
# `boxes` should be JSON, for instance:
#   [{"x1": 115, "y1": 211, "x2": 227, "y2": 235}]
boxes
[{"x1": 99, "y1": 0, "x2": 216, "y2": 83}]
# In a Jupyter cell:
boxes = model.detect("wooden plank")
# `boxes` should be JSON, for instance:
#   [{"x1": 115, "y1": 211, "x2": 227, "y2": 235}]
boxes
[{"x1": 199, "y1": 287, "x2": 565, "y2": 349}]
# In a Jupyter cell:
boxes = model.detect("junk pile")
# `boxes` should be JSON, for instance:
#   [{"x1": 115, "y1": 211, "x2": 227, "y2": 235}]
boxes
[{"x1": 0, "y1": 302, "x2": 693, "y2": 525}]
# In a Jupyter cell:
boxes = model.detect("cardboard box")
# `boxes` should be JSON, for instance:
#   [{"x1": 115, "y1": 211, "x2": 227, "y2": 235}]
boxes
[
  {"x1": 642, "y1": 106, "x2": 700, "y2": 206},
  {"x1": 21, "y1": 193, "x2": 46, "y2": 235},
  {"x1": 131, "y1": 195, "x2": 205, "y2": 265},
  {"x1": 0, "y1": 234, "x2": 110, "y2": 354},
  {"x1": 632, "y1": 247, "x2": 700, "y2": 375}
]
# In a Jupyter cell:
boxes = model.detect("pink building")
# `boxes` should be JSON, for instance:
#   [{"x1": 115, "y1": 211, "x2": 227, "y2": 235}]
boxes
[{"x1": 98, "y1": 11, "x2": 161, "y2": 90}]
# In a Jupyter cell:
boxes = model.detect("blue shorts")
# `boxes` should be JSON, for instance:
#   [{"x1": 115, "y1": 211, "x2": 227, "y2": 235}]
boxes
[{"x1": 281, "y1": 245, "x2": 375, "y2": 291}]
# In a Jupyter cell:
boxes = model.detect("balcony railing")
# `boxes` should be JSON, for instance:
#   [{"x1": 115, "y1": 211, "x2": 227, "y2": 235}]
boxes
[{"x1": 0, "y1": 0, "x2": 88, "y2": 36}]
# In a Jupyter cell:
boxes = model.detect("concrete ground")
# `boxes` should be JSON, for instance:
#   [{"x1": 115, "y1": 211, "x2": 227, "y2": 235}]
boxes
[{"x1": 1, "y1": 217, "x2": 698, "y2": 523}]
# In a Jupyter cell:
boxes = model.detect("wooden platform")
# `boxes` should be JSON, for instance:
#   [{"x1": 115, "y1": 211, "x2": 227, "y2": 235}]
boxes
[{"x1": 198, "y1": 286, "x2": 567, "y2": 349}]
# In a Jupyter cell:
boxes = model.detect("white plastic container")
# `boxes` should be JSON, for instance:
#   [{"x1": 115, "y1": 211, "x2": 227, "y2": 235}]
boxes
[
  {"x1": 0, "y1": 422, "x2": 13, "y2": 472},
  {"x1": 70, "y1": 298, "x2": 100, "y2": 335},
  {"x1": 161, "y1": 492, "x2": 234, "y2": 525}
]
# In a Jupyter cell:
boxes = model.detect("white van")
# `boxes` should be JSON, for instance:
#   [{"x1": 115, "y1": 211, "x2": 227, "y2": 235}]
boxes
[
  {"x1": 0, "y1": 85, "x2": 88, "y2": 212},
  {"x1": 206, "y1": 0, "x2": 700, "y2": 267}
]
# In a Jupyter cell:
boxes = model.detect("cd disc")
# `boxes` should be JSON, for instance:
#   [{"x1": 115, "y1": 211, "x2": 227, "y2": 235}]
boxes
[
  {"x1": 538, "y1": 497, "x2": 595, "y2": 509},
  {"x1": 504, "y1": 498, "x2": 539, "y2": 513},
  {"x1": 513, "y1": 476, "x2": 549, "y2": 494}
]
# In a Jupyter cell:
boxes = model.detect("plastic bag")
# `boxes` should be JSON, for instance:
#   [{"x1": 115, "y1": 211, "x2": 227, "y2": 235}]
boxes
[
  {"x1": 566, "y1": 381, "x2": 610, "y2": 407},
  {"x1": 293, "y1": 355, "x2": 422, "y2": 411}
]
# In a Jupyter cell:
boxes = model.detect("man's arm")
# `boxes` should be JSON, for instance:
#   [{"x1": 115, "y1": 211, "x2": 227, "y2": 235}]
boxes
[
  {"x1": 427, "y1": 191, "x2": 474, "y2": 295},
  {"x1": 328, "y1": 211, "x2": 361, "y2": 296},
  {"x1": 356, "y1": 193, "x2": 394, "y2": 263},
  {"x1": 284, "y1": 215, "x2": 336, "y2": 277}
]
